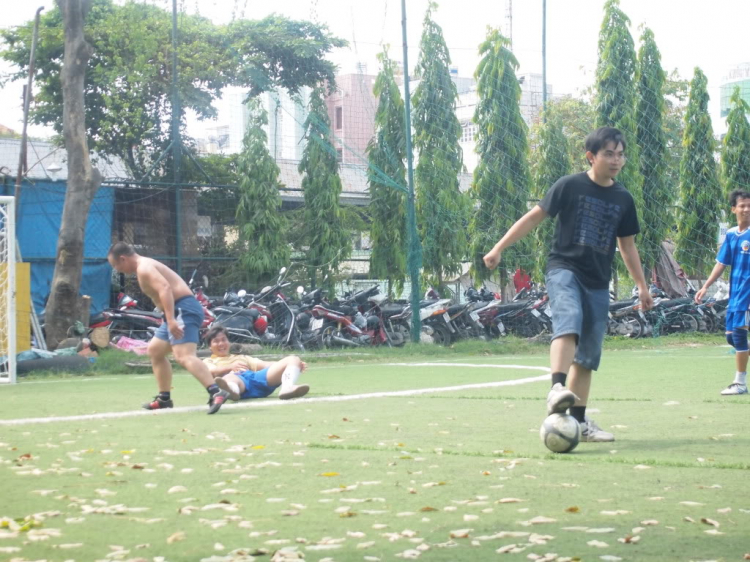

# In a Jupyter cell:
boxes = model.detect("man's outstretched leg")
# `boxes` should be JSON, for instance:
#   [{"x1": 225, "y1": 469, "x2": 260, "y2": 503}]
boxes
[
  {"x1": 266, "y1": 356, "x2": 309, "y2": 400},
  {"x1": 144, "y1": 337, "x2": 175, "y2": 410},
  {"x1": 568, "y1": 362, "x2": 612, "y2": 442},
  {"x1": 723, "y1": 327, "x2": 749, "y2": 395},
  {"x1": 547, "y1": 334, "x2": 579, "y2": 414},
  {"x1": 567, "y1": 285, "x2": 613, "y2": 442},
  {"x1": 172, "y1": 342, "x2": 230, "y2": 414}
]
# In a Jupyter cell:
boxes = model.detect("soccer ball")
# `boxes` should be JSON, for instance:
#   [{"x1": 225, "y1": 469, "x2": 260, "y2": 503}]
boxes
[{"x1": 539, "y1": 413, "x2": 580, "y2": 453}]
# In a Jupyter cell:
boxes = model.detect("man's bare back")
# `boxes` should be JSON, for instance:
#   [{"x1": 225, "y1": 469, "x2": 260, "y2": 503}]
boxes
[{"x1": 136, "y1": 257, "x2": 193, "y2": 309}]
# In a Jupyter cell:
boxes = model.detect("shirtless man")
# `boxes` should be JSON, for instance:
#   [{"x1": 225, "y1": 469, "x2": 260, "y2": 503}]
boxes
[{"x1": 107, "y1": 242, "x2": 230, "y2": 414}]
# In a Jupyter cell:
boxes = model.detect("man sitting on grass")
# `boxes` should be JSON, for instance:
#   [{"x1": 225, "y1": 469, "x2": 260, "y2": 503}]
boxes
[{"x1": 202, "y1": 326, "x2": 309, "y2": 401}]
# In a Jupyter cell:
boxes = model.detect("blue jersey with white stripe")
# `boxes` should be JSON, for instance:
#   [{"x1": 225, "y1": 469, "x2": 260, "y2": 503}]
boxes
[{"x1": 717, "y1": 226, "x2": 750, "y2": 311}]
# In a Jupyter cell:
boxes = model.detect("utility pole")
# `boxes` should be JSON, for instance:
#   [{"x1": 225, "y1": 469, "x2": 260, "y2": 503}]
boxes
[
  {"x1": 542, "y1": 0, "x2": 547, "y2": 120},
  {"x1": 14, "y1": 7, "x2": 44, "y2": 221},
  {"x1": 506, "y1": 0, "x2": 513, "y2": 50},
  {"x1": 401, "y1": 0, "x2": 422, "y2": 343}
]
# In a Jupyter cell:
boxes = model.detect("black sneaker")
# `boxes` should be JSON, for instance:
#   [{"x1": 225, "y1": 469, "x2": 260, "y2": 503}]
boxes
[
  {"x1": 143, "y1": 396, "x2": 173, "y2": 410},
  {"x1": 207, "y1": 389, "x2": 230, "y2": 415}
]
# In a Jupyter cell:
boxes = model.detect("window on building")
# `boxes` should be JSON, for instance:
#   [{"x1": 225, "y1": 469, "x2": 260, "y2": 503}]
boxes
[
  {"x1": 461, "y1": 122, "x2": 477, "y2": 143},
  {"x1": 335, "y1": 106, "x2": 343, "y2": 129},
  {"x1": 336, "y1": 148, "x2": 343, "y2": 163}
]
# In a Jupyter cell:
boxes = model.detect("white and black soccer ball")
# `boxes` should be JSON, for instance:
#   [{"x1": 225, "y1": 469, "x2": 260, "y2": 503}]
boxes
[{"x1": 539, "y1": 413, "x2": 580, "y2": 453}]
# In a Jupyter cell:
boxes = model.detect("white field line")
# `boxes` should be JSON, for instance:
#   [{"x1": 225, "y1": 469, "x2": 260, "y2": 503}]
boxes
[{"x1": 0, "y1": 363, "x2": 549, "y2": 427}]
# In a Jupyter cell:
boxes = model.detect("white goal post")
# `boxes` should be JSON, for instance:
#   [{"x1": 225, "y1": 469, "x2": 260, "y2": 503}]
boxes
[{"x1": 0, "y1": 196, "x2": 16, "y2": 384}]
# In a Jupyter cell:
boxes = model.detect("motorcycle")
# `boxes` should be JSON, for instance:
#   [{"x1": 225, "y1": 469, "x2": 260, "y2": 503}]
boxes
[
  {"x1": 210, "y1": 268, "x2": 303, "y2": 350},
  {"x1": 309, "y1": 287, "x2": 378, "y2": 347}
]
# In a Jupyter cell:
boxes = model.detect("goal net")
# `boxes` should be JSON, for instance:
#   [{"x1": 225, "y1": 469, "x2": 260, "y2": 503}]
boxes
[{"x1": 0, "y1": 196, "x2": 16, "y2": 384}]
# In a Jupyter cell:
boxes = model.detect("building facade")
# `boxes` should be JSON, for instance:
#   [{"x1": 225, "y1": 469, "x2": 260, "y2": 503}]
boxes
[
  {"x1": 720, "y1": 63, "x2": 750, "y2": 118},
  {"x1": 325, "y1": 73, "x2": 379, "y2": 165}
]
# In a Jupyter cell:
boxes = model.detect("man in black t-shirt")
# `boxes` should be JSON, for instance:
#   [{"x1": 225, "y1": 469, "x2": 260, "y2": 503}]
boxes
[{"x1": 484, "y1": 127, "x2": 653, "y2": 443}]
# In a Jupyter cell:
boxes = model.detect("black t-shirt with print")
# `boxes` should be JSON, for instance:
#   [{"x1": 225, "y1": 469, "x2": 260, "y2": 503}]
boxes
[{"x1": 538, "y1": 172, "x2": 640, "y2": 289}]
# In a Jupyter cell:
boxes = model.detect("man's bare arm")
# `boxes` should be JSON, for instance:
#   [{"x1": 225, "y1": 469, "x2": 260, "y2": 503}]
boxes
[
  {"x1": 617, "y1": 235, "x2": 654, "y2": 310},
  {"x1": 695, "y1": 262, "x2": 727, "y2": 303},
  {"x1": 484, "y1": 206, "x2": 548, "y2": 270}
]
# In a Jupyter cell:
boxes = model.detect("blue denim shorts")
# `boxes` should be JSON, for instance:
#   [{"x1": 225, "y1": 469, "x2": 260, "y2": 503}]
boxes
[
  {"x1": 236, "y1": 368, "x2": 277, "y2": 399},
  {"x1": 153, "y1": 295, "x2": 204, "y2": 345},
  {"x1": 546, "y1": 268, "x2": 610, "y2": 371}
]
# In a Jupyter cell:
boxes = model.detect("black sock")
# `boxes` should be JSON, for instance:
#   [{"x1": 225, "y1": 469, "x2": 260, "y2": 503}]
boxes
[
  {"x1": 207, "y1": 384, "x2": 219, "y2": 396},
  {"x1": 570, "y1": 406, "x2": 586, "y2": 423},
  {"x1": 551, "y1": 372, "x2": 567, "y2": 387},
  {"x1": 158, "y1": 391, "x2": 171, "y2": 401}
]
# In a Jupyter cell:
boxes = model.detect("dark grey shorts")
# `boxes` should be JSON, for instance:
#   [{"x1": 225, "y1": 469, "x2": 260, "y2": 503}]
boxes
[{"x1": 546, "y1": 268, "x2": 610, "y2": 371}]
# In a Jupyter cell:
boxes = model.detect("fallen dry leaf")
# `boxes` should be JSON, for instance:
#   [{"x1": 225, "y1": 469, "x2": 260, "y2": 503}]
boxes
[
  {"x1": 704, "y1": 529, "x2": 725, "y2": 535},
  {"x1": 319, "y1": 472, "x2": 340, "y2": 477},
  {"x1": 618, "y1": 535, "x2": 641, "y2": 544},
  {"x1": 449, "y1": 529, "x2": 472, "y2": 539},
  {"x1": 167, "y1": 531, "x2": 186, "y2": 544},
  {"x1": 587, "y1": 539, "x2": 608, "y2": 548},
  {"x1": 565, "y1": 506, "x2": 580, "y2": 513},
  {"x1": 53, "y1": 543, "x2": 83, "y2": 549},
  {"x1": 519, "y1": 516, "x2": 557, "y2": 526},
  {"x1": 419, "y1": 507, "x2": 438, "y2": 512},
  {"x1": 700, "y1": 518, "x2": 720, "y2": 527},
  {"x1": 396, "y1": 548, "x2": 421, "y2": 559}
]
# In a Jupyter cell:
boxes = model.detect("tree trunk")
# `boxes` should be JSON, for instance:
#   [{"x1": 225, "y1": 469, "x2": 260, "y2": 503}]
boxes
[{"x1": 45, "y1": 0, "x2": 102, "y2": 349}]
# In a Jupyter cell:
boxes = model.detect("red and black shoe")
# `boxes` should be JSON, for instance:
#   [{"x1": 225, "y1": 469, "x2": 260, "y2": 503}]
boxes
[
  {"x1": 142, "y1": 396, "x2": 174, "y2": 410},
  {"x1": 207, "y1": 389, "x2": 230, "y2": 415}
]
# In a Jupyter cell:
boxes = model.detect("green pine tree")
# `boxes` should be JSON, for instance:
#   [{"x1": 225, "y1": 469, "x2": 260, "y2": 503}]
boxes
[
  {"x1": 469, "y1": 28, "x2": 532, "y2": 286},
  {"x1": 235, "y1": 99, "x2": 290, "y2": 286},
  {"x1": 299, "y1": 86, "x2": 352, "y2": 287},
  {"x1": 367, "y1": 48, "x2": 408, "y2": 296},
  {"x1": 636, "y1": 27, "x2": 671, "y2": 279},
  {"x1": 412, "y1": 3, "x2": 470, "y2": 288},
  {"x1": 531, "y1": 108, "x2": 572, "y2": 281},
  {"x1": 595, "y1": 0, "x2": 643, "y2": 209},
  {"x1": 675, "y1": 68, "x2": 722, "y2": 278},
  {"x1": 721, "y1": 86, "x2": 750, "y2": 197}
]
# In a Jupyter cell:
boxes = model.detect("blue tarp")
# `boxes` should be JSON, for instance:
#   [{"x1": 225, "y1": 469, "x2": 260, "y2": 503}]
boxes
[{"x1": 8, "y1": 181, "x2": 115, "y2": 315}]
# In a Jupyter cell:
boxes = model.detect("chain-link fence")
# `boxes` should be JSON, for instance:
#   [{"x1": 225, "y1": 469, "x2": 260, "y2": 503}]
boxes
[{"x1": 2, "y1": 0, "x2": 749, "y2": 317}]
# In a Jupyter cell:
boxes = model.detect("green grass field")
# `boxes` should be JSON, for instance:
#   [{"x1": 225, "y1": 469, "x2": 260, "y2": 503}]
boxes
[{"x1": 1, "y1": 339, "x2": 748, "y2": 561}]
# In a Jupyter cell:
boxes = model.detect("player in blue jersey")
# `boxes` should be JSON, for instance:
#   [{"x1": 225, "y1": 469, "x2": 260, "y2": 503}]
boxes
[{"x1": 695, "y1": 189, "x2": 750, "y2": 395}]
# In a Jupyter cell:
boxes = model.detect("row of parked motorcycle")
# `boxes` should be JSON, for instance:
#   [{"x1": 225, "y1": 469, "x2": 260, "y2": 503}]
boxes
[{"x1": 84, "y1": 267, "x2": 730, "y2": 350}]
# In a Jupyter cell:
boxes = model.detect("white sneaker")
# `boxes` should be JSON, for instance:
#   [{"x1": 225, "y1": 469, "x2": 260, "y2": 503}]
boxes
[
  {"x1": 580, "y1": 417, "x2": 615, "y2": 442},
  {"x1": 720, "y1": 383, "x2": 748, "y2": 396},
  {"x1": 279, "y1": 384, "x2": 310, "y2": 400},
  {"x1": 547, "y1": 383, "x2": 578, "y2": 415}
]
